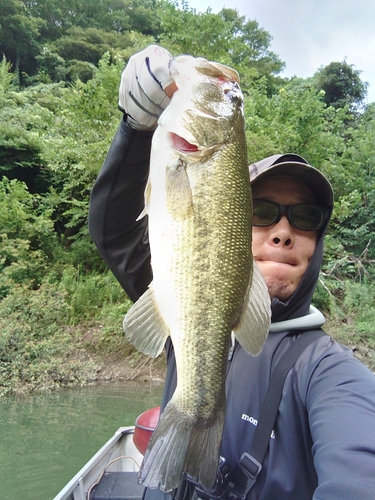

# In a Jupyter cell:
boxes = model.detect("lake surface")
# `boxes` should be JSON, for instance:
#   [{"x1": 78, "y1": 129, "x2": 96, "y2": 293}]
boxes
[{"x1": 0, "y1": 381, "x2": 164, "y2": 500}]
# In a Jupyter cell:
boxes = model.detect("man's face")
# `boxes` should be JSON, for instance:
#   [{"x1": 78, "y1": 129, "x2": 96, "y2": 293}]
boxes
[{"x1": 251, "y1": 176, "x2": 318, "y2": 301}]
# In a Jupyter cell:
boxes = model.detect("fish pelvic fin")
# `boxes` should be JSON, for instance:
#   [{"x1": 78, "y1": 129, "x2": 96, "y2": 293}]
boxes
[
  {"x1": 233, "y1": 261, "x2": 271, "y2": 356},
  {"x1": 139, "y1": 402, "x2": 224, "y2": 492},
  {"x1": 123, "y1": 283, "x2": 169, "y2": 357},
  {"x1": 136, "y1": 181, "x2": 151, "y2": 221}
]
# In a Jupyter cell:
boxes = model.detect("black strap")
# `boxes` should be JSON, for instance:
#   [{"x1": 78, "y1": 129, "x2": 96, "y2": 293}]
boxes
[{"x1": 227, "y1": 329, "x2": 327, "y2": 499}]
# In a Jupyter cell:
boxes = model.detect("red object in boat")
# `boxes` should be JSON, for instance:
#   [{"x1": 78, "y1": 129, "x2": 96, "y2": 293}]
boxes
[{"x1": 133, "y1": 406, "x2": 161, "y2": 455}]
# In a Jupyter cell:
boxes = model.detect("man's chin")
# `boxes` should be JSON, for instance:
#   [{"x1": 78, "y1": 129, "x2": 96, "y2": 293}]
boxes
[{"x1": 258, "y1": 261, "x2": 299, "y2": 301}]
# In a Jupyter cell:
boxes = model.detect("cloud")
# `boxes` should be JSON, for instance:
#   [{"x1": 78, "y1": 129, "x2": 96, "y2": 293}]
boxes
[{"x1": 184, "y1": 0, "x2": 375, "y2": 102}]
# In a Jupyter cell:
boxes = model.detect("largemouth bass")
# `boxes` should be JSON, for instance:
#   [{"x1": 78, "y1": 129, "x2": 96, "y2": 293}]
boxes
[{"x1": 123, "y1": 55, "x2": 271, "y2": 492}]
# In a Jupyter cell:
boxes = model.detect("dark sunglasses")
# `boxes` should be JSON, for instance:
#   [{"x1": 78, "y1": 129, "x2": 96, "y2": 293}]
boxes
[{"x1": 253, "y1": 199, "x2": 329, "y2": 231}]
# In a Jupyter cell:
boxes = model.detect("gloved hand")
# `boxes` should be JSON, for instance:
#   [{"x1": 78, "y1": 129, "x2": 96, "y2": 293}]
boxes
[{"x1": 119, "y1": 45, "x2": 177, "y2": 131}]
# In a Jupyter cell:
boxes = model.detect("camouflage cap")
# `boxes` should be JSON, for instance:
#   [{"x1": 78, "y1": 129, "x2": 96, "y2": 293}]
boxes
[{"x1": 249, "y1": 153, "x2": 334, "y2": 207}]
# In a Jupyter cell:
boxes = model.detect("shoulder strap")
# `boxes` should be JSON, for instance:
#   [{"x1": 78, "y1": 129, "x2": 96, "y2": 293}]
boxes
[{"x1": 227, "y1": 329, "x2": 327, "y2": 499}]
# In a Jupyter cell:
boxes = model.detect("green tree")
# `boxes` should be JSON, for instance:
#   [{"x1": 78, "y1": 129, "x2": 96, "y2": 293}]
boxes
[
  {"x1": 0, "y1": 57, "x2": 15, "y2": 97},
  {"x1": 156, "y1": 2, "x2": 284, "y2": 93},
  {"x1": 219, "y1": 8, "x2": 284, "y2": 92},
  {"x1": 38, "y1": 52, "x2": 126, "y2": 242},
  {"x1": 314, "y1": 60, "x2": 368, "y2": 112},
  {"x1": 52, "y1": 27, "x2": 106, "y2": 66},
  {"x1": 0, "y1": 0, "x2": 45, "y2": 85},
  {"x1": 25, "y1": 0, "x2": 160, "y2": 37},
  {"x1": 0, "y1": 177, "x2": 58, "y2": 295},
  {"x1": 0, "y1": 64, "x2": 64, "y2": 192},
  {"x1": 35, "y1": 47, "x2": 68, "y2": 83},
  {"x1": 244, "y1": 78, "x2": 347, "y2": 168},
  {"x1": 330, "y1": 103, "x2": 375, "y2": 262}
]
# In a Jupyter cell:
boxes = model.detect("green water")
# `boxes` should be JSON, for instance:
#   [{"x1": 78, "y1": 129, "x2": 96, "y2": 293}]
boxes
[{"x1": 0, "y1": 381, "x2": 164, "y2": 500}]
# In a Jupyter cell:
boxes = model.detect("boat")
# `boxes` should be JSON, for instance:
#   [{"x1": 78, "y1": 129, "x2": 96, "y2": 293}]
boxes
[{"x1": 54, "y1": 407, "x2": 160, "y2": 500}]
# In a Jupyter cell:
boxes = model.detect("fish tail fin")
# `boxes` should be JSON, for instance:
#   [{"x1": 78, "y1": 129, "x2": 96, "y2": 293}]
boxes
[
  {"x1": 184, "y1": 409, "x2": 225, "y2": 489},
  {"x1": 139, "y1": 401, "x2": 224, "y2": 492}
]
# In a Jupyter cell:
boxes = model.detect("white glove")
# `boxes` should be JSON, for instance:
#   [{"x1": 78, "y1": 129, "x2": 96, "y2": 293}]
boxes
[{"x1": 119, "y1": 45, "x2": 176, "y2": 130}]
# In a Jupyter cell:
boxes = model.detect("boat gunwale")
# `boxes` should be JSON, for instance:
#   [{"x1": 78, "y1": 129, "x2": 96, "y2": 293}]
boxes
[{"x1": 53, "y1": 426, "x2": 137, "y2": 500}]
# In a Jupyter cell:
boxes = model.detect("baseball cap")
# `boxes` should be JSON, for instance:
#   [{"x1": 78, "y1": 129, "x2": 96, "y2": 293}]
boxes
[{"x1": 249, "y1": 153, "x2": 334, "y2": 207}]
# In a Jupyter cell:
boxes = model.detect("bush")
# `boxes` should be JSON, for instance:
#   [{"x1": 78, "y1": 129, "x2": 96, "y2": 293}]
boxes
[
  {"x1": 0, "y1": 283, "x2": 84, "y2": 396},
  {"x1": 0, "y1": 268, "x2": 133, "y2": 396}
]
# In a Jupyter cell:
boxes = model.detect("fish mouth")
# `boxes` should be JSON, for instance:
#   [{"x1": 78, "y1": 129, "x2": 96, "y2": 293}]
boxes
[
  {"x1": 168, "y1": 132, "x2": 221, "y2": 157},
  {"x1": 169, "y1": 132, "x2": 199, "y2": 153}
]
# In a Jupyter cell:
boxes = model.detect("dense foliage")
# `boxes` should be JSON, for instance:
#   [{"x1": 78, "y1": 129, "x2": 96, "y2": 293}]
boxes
[{"x1": 0, "y1": 0, "x2": 374, "y2": 395}]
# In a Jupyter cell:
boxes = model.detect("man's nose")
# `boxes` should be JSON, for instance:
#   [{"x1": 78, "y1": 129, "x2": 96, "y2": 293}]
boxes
[{"x1": 271, "y1": 215, "x2": 294, "y2": 246}]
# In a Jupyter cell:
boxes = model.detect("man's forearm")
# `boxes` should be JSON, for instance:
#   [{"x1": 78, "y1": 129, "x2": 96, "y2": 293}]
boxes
[{"x1": 88, "y1": 116, "x2": 154, "y2": 302}]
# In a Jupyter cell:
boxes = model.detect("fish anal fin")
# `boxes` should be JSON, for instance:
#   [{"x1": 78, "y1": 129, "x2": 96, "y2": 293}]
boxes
[
  {"x1": 123, "y1": 284, "x2": 169, "y2": 358},
  {"x1": 166, "y1": 158, "x2": 193, "y2": 221},
  {"x1": 233, "y1": 261, "x2": 271, "y2": 356}
]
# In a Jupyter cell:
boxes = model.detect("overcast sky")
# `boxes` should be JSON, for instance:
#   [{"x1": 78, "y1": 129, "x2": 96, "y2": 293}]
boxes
[{"x1": 181, "y1": 0, "x2": 375, "y2": 103}]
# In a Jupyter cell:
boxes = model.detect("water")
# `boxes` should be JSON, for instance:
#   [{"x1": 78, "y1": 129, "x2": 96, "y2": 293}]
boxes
[{"x1": 0, "y1": 381, "x2": 164, "y2": 500}]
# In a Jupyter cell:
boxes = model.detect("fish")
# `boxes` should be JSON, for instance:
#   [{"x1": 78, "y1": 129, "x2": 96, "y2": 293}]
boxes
[{"x1": 123, "y1": 55, "x2": 271, "y2": 493}]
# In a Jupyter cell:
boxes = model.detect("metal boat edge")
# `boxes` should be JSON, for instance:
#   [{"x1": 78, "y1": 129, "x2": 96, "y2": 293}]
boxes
[{"x1": 53, "y1": 426, "x2": 143, "y2": 500}]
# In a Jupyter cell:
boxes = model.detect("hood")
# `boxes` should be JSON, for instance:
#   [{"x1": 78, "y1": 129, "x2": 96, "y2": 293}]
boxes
[{"x1": 249, "y1": 153, "x2": 334, "y2": 322}]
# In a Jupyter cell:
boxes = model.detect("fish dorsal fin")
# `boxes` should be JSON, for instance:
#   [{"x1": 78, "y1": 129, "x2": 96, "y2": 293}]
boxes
[
  {"x1": 233, "y1": 261, "x2": 271, "y2": 356},
  {"x1": 123, "y1": 283, "x2": 170, "y2": 357}
]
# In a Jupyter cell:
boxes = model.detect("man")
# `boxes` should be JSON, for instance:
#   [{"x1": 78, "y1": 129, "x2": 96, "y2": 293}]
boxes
[{"x1": 88, "y1": 46, "x2": 375, "y2": 499}]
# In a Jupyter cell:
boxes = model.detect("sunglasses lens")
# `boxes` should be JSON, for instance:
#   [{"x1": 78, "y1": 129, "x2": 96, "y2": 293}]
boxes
[
  {"x1": 253, "y1": 200, "x2": 278, "y2": 226},
  {"x1": 253, "y1": 200, "x2": 326, "y2": 230},
  {"x1": 291, "y1": 205, "x2": 323, "y2": 230}
]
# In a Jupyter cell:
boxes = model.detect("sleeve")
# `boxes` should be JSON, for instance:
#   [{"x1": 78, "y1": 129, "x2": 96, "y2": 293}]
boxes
[
  {"x1": 88, "y1": 116, "x2": 154, "y2": 303},
  {"x1": 304, "y1": 339, "x2": 375, "y2": 499}
]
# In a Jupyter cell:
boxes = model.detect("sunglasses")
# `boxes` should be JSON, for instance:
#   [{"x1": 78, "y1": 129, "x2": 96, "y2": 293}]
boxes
[{"x1": 253, "y1": 199, "x2": 329, "y2": 231}]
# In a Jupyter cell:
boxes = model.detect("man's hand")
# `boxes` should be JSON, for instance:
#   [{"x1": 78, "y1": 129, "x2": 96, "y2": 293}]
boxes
[{"x1": 119, "y1": 45, "x2": 178, "y2": 130}]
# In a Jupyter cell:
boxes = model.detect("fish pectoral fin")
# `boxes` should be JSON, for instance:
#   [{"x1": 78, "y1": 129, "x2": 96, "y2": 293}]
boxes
[
  {"x1": 123, "y1": 283, "x2": 170, "y2": 357},
  {"x1": 166, "y1": 158, "x2": 193, "y2": 221},
  {"x1": 233, "y1": 261, "x2": 271, "y2": 356}
]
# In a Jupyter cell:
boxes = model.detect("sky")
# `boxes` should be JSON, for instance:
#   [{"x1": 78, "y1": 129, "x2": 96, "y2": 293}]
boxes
[{"x1": 180, "y1": 0, "x2": 375, "y2": 103}]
